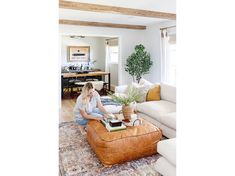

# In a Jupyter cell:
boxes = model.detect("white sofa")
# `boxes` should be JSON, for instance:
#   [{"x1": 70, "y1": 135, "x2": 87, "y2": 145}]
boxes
[
  {"x1": 115, "y1": 83, "x2": 176, "y2": 139},
  {"x1": 115, "y1": 82, "x2": 176, "y2": 176},
  {"x1": 155, "y1": 138, "x2": 176, "y2": 176}
]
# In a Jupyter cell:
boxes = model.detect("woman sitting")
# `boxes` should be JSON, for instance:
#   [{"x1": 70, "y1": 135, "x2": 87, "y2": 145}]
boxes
[{"x1": 73, "y1": 82, "x2": 109, "y2": 126}]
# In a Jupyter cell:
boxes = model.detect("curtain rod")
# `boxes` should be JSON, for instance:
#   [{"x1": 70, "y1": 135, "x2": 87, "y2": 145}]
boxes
[
  {"x1": 160, "y1": 25, "x2": 176, "y2": 30},
  {"x1": 106, "y1": 37, "x2": 118, "y2": 41},
  {"x1": 105, "y1": 38, "x2": 118, "y2": 41}
]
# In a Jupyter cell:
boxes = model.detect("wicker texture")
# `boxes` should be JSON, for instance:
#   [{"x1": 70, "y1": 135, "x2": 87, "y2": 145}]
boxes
[{"x1": 122, "y1": 105, "x2": 134, "y2": 120}]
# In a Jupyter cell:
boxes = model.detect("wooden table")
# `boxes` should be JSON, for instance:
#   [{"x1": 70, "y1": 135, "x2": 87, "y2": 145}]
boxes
[{"x1": 61, "y1": 71, "x2": 111, "y2": 98}]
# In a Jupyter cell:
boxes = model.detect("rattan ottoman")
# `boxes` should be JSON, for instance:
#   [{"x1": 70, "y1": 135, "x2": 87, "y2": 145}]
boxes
[{"x1": 86, "y1": 119, "x2": 162, "y2": 166}]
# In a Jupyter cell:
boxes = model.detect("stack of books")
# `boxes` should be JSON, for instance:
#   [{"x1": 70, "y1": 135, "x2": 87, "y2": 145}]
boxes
[{"x1": 101, "y1": 114, "x2": 126, "y2": 132}]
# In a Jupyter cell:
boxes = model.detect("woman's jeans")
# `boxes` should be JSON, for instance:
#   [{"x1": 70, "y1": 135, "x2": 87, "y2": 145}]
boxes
[{"x1": 75, "y1": 108, "x2": 103, "y2": 126}]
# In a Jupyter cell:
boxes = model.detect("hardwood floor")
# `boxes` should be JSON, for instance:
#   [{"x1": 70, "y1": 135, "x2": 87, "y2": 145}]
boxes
[
  {"x1": 60, "y1": 97, "x2": 88, "y2": 134},
  {"x1": 60, "y1": 98, "x2": 76, "y2": 123},
  {"x1": 59, "y1": 85, "x2": 116, "y2": 123}
]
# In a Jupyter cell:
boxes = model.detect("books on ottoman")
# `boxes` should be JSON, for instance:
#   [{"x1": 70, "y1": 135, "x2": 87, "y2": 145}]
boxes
[
  {"x1": 101, "y1": 115, "x2": 126, "y2": 132},
  {"x1": 109, "y1": 119, "x2": 122, "y2": 127},
  {"x1": 106, "y1": 123, "x2": 126, "y2": 132}
]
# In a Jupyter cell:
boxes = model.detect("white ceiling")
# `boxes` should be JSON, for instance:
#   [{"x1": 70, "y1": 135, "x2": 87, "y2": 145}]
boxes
[
  {"x1": 59, "y1": 0, "x2": 176, "y2": 26},
  {"x1": 67, "y1": 0, "x2": 176, "y2": 13}
]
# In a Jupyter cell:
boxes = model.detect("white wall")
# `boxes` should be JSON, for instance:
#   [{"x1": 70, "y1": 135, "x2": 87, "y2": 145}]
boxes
[
  {"x1": 109, "y1": 63, "x2": 118, "y2": 85},
  {"x1": 61, "y1": 35, "x2": 106, "y2": 71},
  {"x1": 142, "y1": 21, "x2": 176, "y2": 83},
  {"x1": 97, "y1": 38, "x2": 106, "y2": 71},
  {"x1": 60, "y1": 22, "x2": 176, "y2": 85},
  {"x1": 60, "y1": 25, "x2": 145, "y2": 85}
]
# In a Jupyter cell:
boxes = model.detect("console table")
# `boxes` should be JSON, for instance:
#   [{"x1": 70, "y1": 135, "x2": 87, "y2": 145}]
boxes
[{"x1": 61, "y1": 71, "x2": 111, "y2": 98}]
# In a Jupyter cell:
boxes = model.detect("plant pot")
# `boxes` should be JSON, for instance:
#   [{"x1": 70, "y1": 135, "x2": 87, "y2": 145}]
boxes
[{"x1": 122, "y1": 105, "x2": 134, "y2": 120}]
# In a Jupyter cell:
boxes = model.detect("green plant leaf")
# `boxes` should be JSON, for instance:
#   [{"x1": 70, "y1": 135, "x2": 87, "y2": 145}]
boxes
[
  {"x1": 125, "y1": 44, "x2": 153, "y2": 83},
  {"x1": 109, "y1": 86, "x2": 141, "y2": 106}
]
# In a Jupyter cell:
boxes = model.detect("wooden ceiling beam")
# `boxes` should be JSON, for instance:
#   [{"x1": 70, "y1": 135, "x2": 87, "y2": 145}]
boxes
[
  {"x1": 59, "y1": 1, "x2": 176, "y2": 20},
  {"x1": 59, "y1": 19, "x2": 146, "y2": 30}
]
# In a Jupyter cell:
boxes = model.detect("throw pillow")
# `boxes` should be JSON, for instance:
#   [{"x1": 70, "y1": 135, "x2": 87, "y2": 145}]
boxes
[
  {"x1": 129, "y1": 82, "x2": 152, "y2": 103},
  {"x1": 146, "y1": 85, "x2": 161, "y2": 101},
  {"x1": 139, "y1": 78, "x2": 153, "y2": 86}
]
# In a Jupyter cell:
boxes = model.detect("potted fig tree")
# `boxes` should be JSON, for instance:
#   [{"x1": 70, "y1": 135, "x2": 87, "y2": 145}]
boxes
[{"x1": 125, "y1": 44, "x2": 153, "y2": 83}]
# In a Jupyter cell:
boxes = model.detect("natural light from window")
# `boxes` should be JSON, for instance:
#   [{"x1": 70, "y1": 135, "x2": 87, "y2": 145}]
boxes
[
  {"x1": 168, "y1": 44, "x2": 176, "y2": 85},
  {"x1": 161, "y1": 27, "x2": 176, "y2": 86},
  {"x1": 109, "y1": 46, "x2": 118, "y2": 63}
]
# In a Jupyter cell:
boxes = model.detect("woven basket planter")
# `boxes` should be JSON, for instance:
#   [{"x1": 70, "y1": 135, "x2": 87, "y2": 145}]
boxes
[{"x1": 122, "y1": 105, "x2": 134, "y2": 120}]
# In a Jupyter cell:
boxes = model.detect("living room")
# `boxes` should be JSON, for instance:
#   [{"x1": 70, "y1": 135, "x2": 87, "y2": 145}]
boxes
[
  {"x1": 59, "y1": 0, "x2": 176, "y2": 176},
  {"x1": 2, "y1": 0, "x2": 235, "y2": 176},
  {"x1": 59, "y1": 11, "x2": 176, "y2": 86}
]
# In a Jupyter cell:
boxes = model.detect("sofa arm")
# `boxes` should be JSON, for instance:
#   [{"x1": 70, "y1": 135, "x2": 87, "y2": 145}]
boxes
[
  {"x1": 115, "y1": 85, "x2": 128, "y2": 93},
  {"x1": 158, "y1": 138, "x2": 176, "y2": 166}
]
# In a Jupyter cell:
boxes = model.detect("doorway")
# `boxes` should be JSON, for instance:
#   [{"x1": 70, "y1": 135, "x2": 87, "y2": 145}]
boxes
[{"x1": 105, "y1": 37, "x2": 119, "y2": 91}]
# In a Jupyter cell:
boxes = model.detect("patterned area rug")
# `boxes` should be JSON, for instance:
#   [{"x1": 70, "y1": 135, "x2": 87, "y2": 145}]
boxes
[
  {"x1": 100, "y1": 97, "x2": 121, "y2": 106},
  {"x1": 59, "y1": 121, "x2": 161, "y2": 176}
]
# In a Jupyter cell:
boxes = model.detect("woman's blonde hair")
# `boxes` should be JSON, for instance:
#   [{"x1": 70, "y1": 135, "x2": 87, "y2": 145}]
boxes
[{"x1": 81, "y1": 82, "x2": 94, "y2": 104}]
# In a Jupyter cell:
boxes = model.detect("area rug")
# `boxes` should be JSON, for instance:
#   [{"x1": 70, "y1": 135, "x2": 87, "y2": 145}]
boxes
[
  {"x1": 100, "y1": 96, "x2": 121, "y2": 106},
  {"x1": 59, "y1": 121, "x2": 161, "y2": 176}
]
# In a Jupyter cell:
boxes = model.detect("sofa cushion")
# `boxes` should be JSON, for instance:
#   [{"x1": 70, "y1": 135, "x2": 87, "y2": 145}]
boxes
[
  {"x1": 115, "y1": 85, "x2": 128, "y2": 94},
  {"x1": 160, "y1": 83, "x2": 176, "y2": 103},
  {"x1": 160, "y1": 112, "x2": 176, "y2": 130},
  {"x1": 136, "y1": 100, "x2": 176, "y2": 122},
  {"x1": 139, "y1": 78, "x2": 153, "y2": 86},
  {"x1": 138, "y1": 112, "x2": 176, "y2": 138},
  {"x1": 154, "y1": 157, "x2": 176, "y2": 176},
  {"x1": 158, "y1": 138, "x2": 176, "y2": 166},
  {"x1": 128, "y1": 82, "x2": 153, "y2": 103},
  {"x1": 146, "y1": 85, "x2": 161, "y2": 101}
]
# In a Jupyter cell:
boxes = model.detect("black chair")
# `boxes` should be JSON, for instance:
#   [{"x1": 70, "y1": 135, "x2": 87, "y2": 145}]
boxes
[
  {"x1": 69, "y1": 78, "x2": 85, "y2": 97},
  {"x1": 61, "y1": 77, "x2": 84, "y2": 98},
  {"x1": 61, "y1": 77, "x2": 71, "y2": 98}
]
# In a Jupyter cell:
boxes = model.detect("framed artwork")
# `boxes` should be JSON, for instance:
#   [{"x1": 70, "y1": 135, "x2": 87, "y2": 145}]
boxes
[{"x1": 67, "y1": 46, "x2": 90, "y2": 62}]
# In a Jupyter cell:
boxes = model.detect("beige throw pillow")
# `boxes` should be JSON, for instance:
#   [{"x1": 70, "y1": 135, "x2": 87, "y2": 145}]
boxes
[
  {"x1": 139, "y1": 78, "x2": 153, "y2": 86},
  {"x1": 128, "y1": 81, "x2": 153, "y2": 103}
]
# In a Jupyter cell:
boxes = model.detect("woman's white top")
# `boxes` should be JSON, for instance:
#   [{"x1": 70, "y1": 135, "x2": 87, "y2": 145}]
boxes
[{"x1": 73, "y1": 91, "x2": 101, "y2": 119}]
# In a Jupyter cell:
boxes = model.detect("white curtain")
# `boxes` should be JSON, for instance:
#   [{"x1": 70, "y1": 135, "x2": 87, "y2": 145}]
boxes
[
  {"x1": 105, "y1": 43, "x2": 110, "y2": 73},
  {"x1": 105, "y1": 38, "x2": 118, "y2": 72},
  {"x1": 160, "y1": 27, "x2": 176, "y2": 86},
  {"x1": 105, "y1": 38, "x2": 118, "y2": 84}
]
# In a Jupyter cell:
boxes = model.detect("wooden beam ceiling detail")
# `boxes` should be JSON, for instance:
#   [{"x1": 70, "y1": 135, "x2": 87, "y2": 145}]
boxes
[
  {"x1": 59, "y1": 19, "x2": 146, "y2": 30},
  {"x1": 59, "y1": 1, "x2": 176, "y2": 20}
]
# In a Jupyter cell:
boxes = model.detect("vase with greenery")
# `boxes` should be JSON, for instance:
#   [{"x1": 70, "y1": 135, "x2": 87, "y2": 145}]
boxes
[
  {"x1": 125, "y1": 44, "x2": 153, "y2": 83},
  {"x1": 109, "y1": 87, "x2": 141, "y2": 120},
  {"x1": 88, "y1": 60, "x2": 97, "y2": 70}
]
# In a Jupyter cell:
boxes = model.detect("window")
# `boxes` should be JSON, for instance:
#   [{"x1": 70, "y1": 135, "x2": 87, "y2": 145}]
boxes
[
  {"x1": 167, "y1": 43, "x2": 176, "y2": 85},
  {"x1": 109, "y1": 46, "x2": 118, "y2": 63},
  {"x1": 105, "y1": 38, "x2": 119, "y2": 85},
  {"x1": 161, "y1": 27, "x2": 176, "y2": 86}
]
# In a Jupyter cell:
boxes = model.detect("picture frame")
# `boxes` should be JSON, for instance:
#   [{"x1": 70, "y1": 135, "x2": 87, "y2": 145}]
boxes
[{"x1": 67, "y1": 46, "x2": 90, "y2": 62}]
